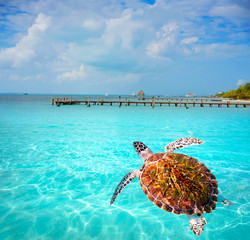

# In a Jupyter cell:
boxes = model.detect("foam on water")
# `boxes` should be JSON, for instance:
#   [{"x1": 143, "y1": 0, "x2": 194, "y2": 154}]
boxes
[{"x1": 0, "y1": 95, "x2": 249, "y2": 240}]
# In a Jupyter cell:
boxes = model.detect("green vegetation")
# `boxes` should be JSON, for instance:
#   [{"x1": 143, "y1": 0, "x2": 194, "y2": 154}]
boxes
[{"x1": 217, "y1": 82, "x2": 250, "y2": 100}]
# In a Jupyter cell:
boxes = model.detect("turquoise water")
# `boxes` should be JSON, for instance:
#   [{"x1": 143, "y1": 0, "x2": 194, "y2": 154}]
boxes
[{"x1": 0, "y1": 95, "x2": 249, "y2": 240}]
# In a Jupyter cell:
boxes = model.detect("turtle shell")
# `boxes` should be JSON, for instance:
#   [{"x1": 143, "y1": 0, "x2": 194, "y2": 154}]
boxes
[{"x1": 139, "y1": 153, "x2": 218, "y2": 215}]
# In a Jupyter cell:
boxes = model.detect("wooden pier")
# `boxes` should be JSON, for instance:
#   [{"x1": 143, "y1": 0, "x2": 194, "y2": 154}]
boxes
[{"x1": 52, "y1": 97, "x2": 249, "y2": 109}]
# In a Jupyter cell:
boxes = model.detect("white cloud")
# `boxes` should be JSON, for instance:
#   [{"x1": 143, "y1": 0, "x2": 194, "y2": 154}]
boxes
[
  {"x1": 146, "y1": 22, "x2": 177, "y2": 58},
  {"x1": 82, "y1": 19, "x2": 103, "y2": 30},
  {"x1": 0, "y1": 13, "x2": 51, "y2": 68},
  {"x1": 102, "y1": 9, "x2": 142, "y2": 49},
  {"x1": 180, "y1": 37, "x2": 199, "y2": 56},
  {"x1": 237, "y1": 79, "x2": 246, "y2": 87},
  {"x1": 210, "y1": 3, "x2": 250, "y2": 23},
  {"x1": 56, "y1": 64, "x2": 86, "y2": 82},
  {"x1": 180, "y1": 37, "x2": 198, "y2": 45}
]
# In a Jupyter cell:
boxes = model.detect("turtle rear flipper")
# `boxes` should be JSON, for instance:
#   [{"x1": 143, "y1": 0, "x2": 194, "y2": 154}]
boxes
[
  {"x1": 222, "y1": 200, "x2": 233, "y2": 206},
  {"x1": 218, "y1": 193, "x2": 233, "y2": 206},
  {"x1": 188, "y1": 214, "x2": 207, "y2": 236},
  {"x1": 165, "y1": 138, "x2": 204, "y2": 154},
  {"x1": 110, "y1": 170, "x2": 139, "y2": 205}
]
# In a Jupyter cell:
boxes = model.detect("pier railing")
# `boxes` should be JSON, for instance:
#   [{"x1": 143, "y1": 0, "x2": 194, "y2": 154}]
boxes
[{"x1": 52, "y1": 97, "x2": 249, "y2": 108}]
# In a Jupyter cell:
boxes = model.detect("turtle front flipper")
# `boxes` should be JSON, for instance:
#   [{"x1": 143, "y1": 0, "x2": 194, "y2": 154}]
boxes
[
  {"x1": 133, "y1": 142, "x2": 154, "y2": 161},
  {"x1": 165, "y1": 138, "x2": 204, "y2": 154},
  {"x1": 110, "y1": 170, "x2": 139, "y2": 205},
  {"x1": 188, "y1": 214, "x2": 207, "y2": 236}
]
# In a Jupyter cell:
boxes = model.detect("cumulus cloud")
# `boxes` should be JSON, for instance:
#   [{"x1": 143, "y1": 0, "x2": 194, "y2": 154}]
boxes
[
  {"x1": 237, "y1": 79, "x2": 246, "y2": 87},
  {"x1": 0, "y1": 13, "x2": 51, "y2": 68},
  {"x1": 56, "y1": 64, "x2": 86, "y2": 82},
  {"x1": 146, "y1": 22, "x2": 177, "y2": 58},
  {"x1": 102, "y1": 9, "x2": 143, "y2": 49}
]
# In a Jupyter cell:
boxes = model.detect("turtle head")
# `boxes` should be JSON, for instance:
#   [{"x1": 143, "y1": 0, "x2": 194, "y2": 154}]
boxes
[{"x1": 133, "y1": 141, "x2": 154, "y2": 161}]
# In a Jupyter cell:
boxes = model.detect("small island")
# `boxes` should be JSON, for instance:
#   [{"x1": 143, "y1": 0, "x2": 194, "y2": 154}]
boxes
[{"x1": 217, "y1": 83, "x2": 250, "y2": 100}]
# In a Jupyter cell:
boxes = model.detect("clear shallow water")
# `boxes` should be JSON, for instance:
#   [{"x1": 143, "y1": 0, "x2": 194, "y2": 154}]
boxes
[{"x1": 0, "y1": 95, "x2": 249, "y2": 240}]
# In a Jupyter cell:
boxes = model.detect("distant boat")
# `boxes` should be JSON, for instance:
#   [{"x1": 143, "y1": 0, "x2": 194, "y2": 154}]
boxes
[
  {"x1": 186, "y1": 93, "x2": 196, "y2": 97},
  {"x1": 24, "y1": 93, "x2": 28, "y2": 95},
  {"x1": 105, "y1": 93, "x2": 109, "y2": 96},
  {"x1": 132, "y1": 92, "x2": 136, "y2": 97}
]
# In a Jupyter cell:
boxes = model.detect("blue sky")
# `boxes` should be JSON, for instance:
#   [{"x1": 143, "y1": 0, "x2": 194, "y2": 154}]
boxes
[{"x1": 0, "y1": 0, "x2": 250, "y2": 95}]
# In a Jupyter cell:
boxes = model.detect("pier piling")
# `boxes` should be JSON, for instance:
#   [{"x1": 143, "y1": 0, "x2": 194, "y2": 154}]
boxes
[{"x1": 152, "y1": 97, "x2": 155, "y2": 108}]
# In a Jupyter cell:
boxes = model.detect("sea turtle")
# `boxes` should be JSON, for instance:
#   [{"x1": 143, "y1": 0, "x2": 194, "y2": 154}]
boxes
[{"x1": 110, "y1": 138, "x2": 232, "y2": 236}]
